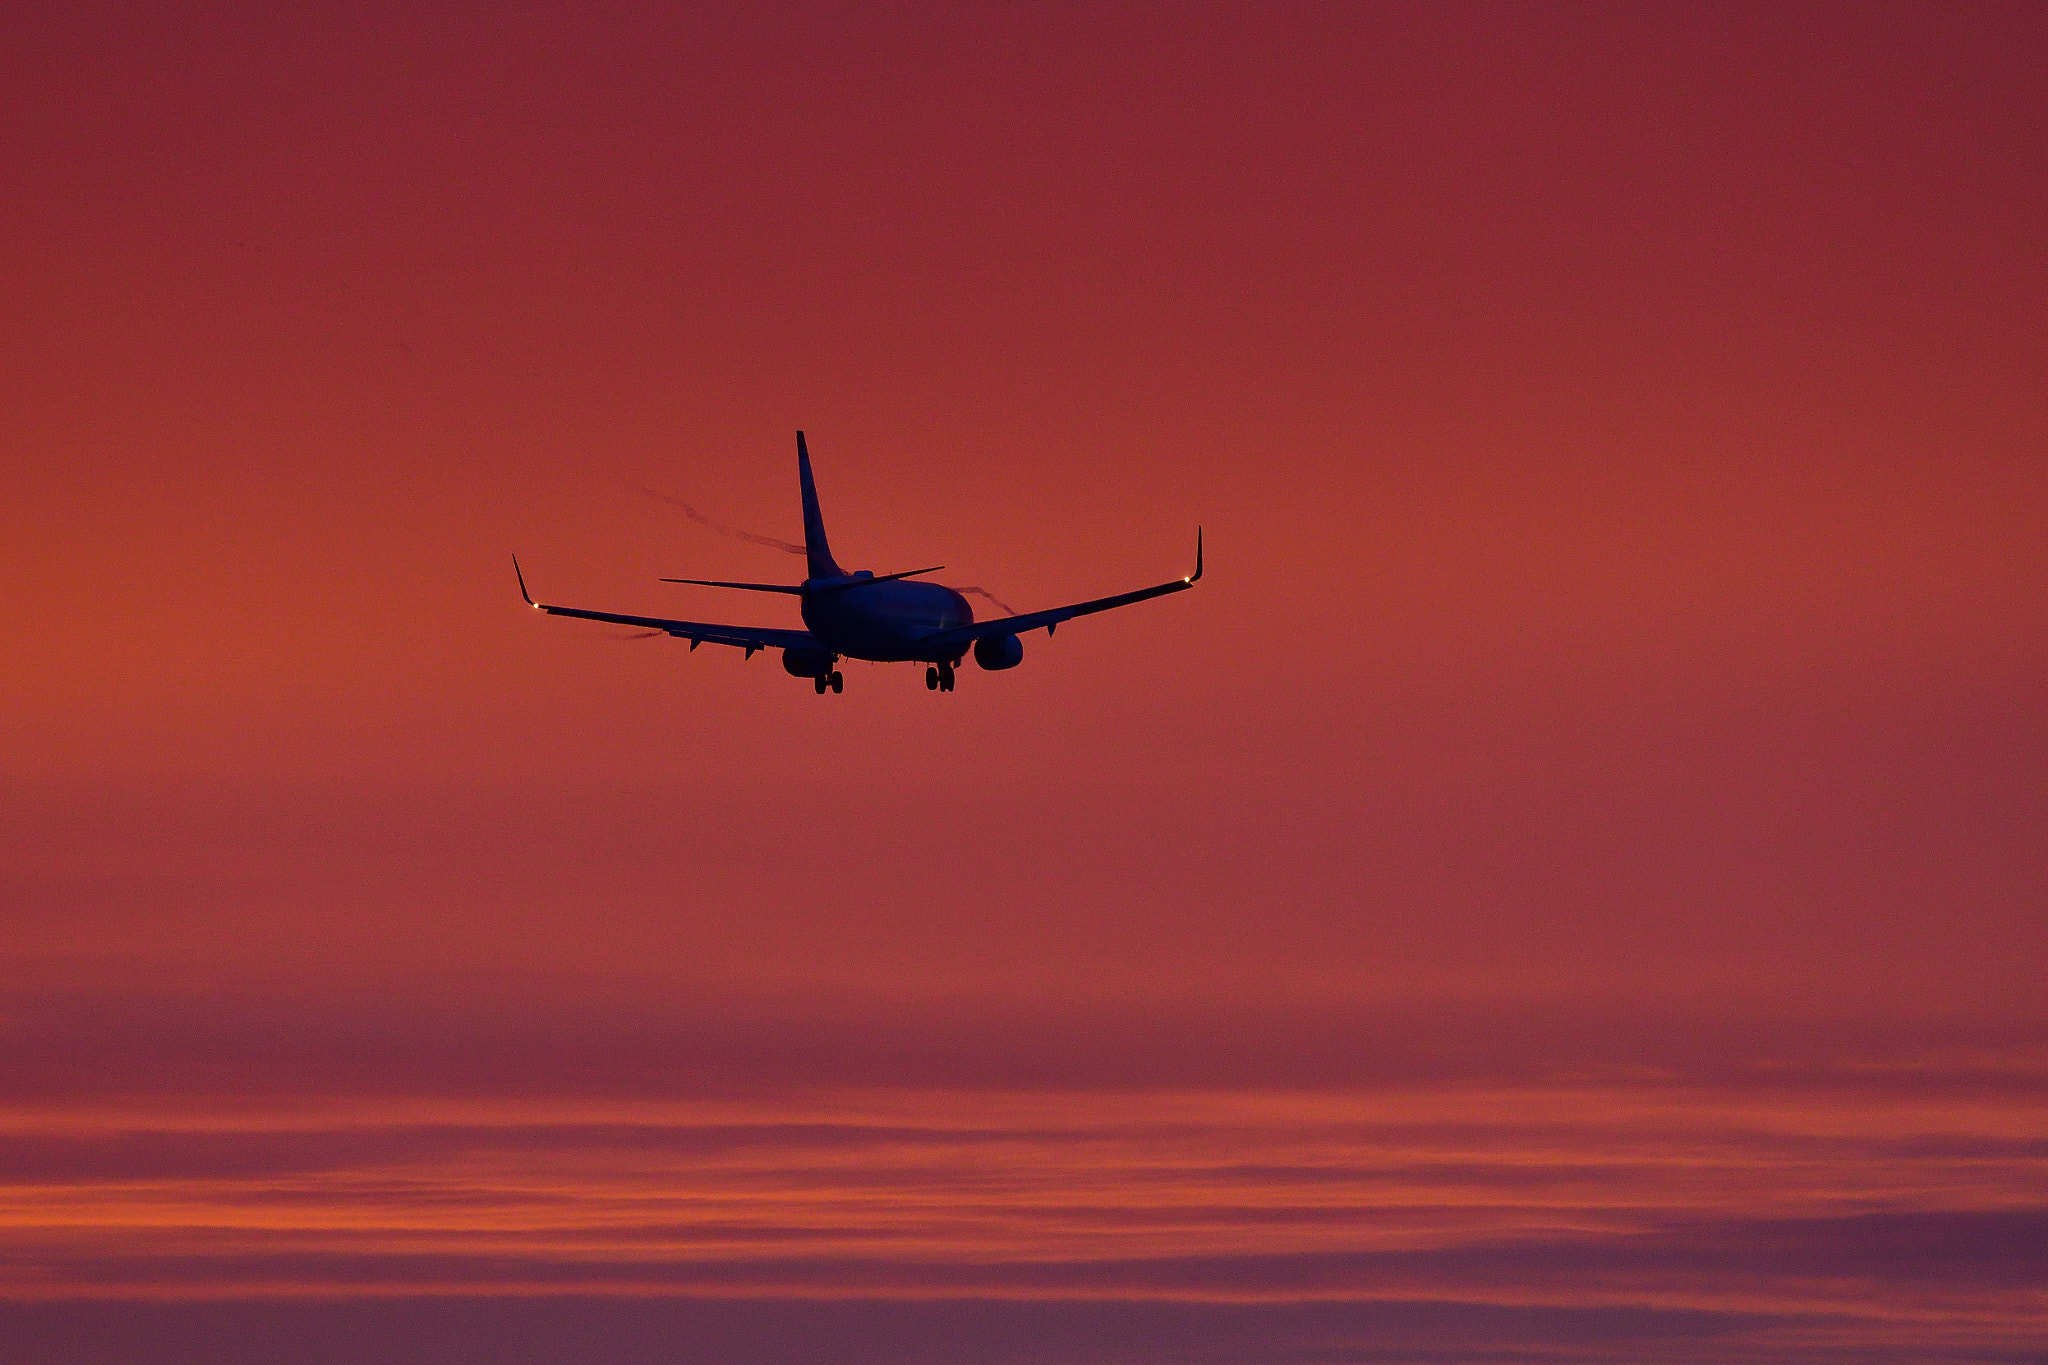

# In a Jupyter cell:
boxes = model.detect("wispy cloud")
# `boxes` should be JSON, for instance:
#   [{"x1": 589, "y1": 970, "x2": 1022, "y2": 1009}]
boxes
[{"x1": 2, "y1": 1045, "x2": 2042, "y2": 1360}]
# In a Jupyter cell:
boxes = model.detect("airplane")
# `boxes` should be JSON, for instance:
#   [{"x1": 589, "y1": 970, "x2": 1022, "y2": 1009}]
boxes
[{"x1": 514, "y1": 431, "x2": 1201, "y2": 694}]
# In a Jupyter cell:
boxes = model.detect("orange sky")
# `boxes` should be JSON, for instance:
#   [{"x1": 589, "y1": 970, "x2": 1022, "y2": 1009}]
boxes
[{"x1": 3, "y1": 3, "x2": 2046, "y2": 1361}]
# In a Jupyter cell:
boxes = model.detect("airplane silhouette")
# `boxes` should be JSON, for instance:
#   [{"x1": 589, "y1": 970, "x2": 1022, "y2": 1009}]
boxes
[{"x1": 515, "y1": 432, "x2": 1201, "y2": 694}]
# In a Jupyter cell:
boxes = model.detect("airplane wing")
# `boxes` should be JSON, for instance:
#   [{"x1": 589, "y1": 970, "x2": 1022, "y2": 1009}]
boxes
[
  {"x1": 515, "y1": 557, "x2": 818, "y2": 657},
  {"x1": 914, "y1": 529, "x2": 1202, "y2": 655}
]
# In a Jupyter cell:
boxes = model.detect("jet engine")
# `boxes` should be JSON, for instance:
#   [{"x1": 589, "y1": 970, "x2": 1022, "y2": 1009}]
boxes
[
  {"x1": 781, "y1": 647, "x2": 835, "y2": 678},
  {"x1": 974, "y1": 634, "x2": 1024, "y2": 671}
]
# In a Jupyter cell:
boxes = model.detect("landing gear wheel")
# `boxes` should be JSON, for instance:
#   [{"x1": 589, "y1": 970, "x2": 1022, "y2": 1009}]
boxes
[
  {"x1": 814, "y1": 676, "x2": 828, "y2": 695},
  {"x1": 829, "y1": 671, "x2": 843, "y2": 694},
  {"x1": 939, "y1": 663, "x2": 955, "y2": 692},
  {"x1": 926, "y1": 667, "x2": 940, "y2": 690}
]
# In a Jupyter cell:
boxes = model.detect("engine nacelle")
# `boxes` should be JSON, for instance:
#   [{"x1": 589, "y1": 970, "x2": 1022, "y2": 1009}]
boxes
[
  {"x1": 974, "y1": 634, "x2": 1024, "y2": 671},
  {"x1": 781, "y1": 647, "x2": 835, "y2": 679}
]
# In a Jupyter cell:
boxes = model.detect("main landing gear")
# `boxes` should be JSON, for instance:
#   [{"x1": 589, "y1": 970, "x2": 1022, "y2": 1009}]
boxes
[
  {"x1": 926, "y1": 663, "x2": 955, "y2": 693},
  {"x1": 813, "y1": 671, "x2": 843, "y2": 695}
]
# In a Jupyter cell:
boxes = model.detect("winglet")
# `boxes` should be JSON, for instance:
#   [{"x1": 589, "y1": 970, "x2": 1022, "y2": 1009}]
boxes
[
  {"x1": 513, "y1": 554, "x2": 537, "y2": 607},
  {"x1": 1186, "y1": 526, "x2": 1203, "y2": 584}
]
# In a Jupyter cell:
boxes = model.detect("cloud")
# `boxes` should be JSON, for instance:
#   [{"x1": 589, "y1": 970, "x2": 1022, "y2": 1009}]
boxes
[
  {"x1": 0, "y1": 1296, "x2": 1846, "y2": 1365},
  {"x1": 13, "y1": 1210, "x2": 2044, "y2": 1295},
  {"x1": 4, "y1": 983, "x2": 2045, "y2": 1098},
  {"x1": 1, "y1": 1043, "x2": 2041, "y2": 1361},
  {"x1": 3, "y1": 940, "x2": 2041, "y2": 1363}
]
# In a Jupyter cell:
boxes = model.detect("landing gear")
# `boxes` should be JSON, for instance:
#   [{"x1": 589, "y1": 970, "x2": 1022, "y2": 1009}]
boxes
[
  {"x1": 815, "y1": 676, "x2": 828, "y2": 695},
  {"x1": 830, "y1": 671, "x2": 843, "y2": 693},
  {"x1": 927, "y1": 666, "x2": 940, "y2": 690},
  {"x1": 939, "y1": 661, "x2": 955, "y2": 692},
  {"x1": 814, "y1": 670, "x2": 844, "y2": 696}
]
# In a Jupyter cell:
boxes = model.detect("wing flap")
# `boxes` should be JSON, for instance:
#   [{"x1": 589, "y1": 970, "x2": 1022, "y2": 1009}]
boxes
[
  {"x1": 532, "y1": 603, "x2": 817, "y2": 651},
  {"x1": 516, "y1": 558, "x2": 819, "y2": 654}
]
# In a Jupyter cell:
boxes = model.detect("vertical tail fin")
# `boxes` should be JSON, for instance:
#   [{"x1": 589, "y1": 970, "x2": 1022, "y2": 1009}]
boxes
[{"x1": 795, "y1": 431, "x2": 843, "y2": 580}]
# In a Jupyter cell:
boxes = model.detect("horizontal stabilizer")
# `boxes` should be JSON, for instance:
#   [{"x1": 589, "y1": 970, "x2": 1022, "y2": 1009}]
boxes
[
  {"x1": 660, "y1": 565, "x2": 946, "y2": 594},
  {"x1": 659, "y1": 576, "x2": 805, "y2": 594},
  {"x1": 806, "y1": 565, "x2": 945, "y2": 594}
]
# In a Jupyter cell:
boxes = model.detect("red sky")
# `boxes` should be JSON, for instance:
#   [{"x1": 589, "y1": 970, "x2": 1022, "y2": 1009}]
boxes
[{"x1": 3, "y1": 3, "x2": 2045, "y2": 1361}]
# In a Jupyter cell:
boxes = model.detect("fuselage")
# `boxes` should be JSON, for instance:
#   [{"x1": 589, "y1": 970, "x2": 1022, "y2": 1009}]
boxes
[{"x1": 800, "y1": 575, "x2": 974, "y2": 663}]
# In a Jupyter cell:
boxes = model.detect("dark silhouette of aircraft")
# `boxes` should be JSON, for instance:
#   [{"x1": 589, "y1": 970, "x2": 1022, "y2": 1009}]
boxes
[{"x1": 515, "y1": 432, "x2": 1201, "y2": 694}]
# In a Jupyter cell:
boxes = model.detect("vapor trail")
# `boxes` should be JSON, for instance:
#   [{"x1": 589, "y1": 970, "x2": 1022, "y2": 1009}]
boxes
[
  {"x1": 630, "y1": 481, "x2": 1014, "y2": 611},
  {"x1": 631, "y1": 485, "x2": 807, "y2": 556},
  {"x1": 957, "y1": 586, "x2": 1018, "y2": 616}
]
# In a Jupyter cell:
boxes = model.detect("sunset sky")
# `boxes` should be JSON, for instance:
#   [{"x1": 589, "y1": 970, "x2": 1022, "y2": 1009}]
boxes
[{"x1": 3, "y1": 3, "x2": 2045, "y2": 1361}]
